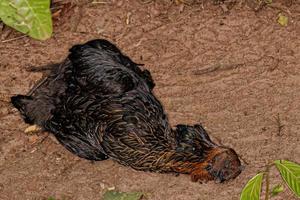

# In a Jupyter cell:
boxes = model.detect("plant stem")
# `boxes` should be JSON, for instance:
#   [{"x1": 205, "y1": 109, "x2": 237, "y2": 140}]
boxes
[
  {"x1": 264, "y1": 163, "x2": 275, "y2": 200},
  {"x1": 265, "y1": 165, "x2": 270, "y2": 200}
]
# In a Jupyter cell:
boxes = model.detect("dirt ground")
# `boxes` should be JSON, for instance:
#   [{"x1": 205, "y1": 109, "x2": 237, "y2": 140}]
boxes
[{"x1": 0, "y1": 1, "x2": 299, "y2": 200}]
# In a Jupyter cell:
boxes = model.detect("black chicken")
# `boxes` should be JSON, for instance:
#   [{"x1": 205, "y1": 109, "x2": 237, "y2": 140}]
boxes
[{"x1": 11, "y1": 39, "x2": 242, "y2": 182}]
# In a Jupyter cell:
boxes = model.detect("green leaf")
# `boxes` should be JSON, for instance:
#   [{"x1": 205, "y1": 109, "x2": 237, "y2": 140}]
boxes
[
  {"x1": 240, "y1": 172, "x2": 264, "y2": 200},
  {"x1": 103, "y1": 190, "x2": 143, "y2": 200},
  {"x1": 277, "y1": 13, "x2": 288, "y2": 26},
  {"x1": 271, "y1": 184, "x2": 284, "y2": 197},
  {"x1": 274, "y1": 160, "x2": 300, "y2": 197},
  {"x1": 0, "y1": 0, "x2": 52, "y2": 40}
]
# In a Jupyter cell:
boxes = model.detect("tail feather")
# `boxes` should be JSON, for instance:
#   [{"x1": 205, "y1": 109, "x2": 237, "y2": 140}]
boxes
[{"x1": 11, "y1": 95, "x2": 34, "y2": 124}]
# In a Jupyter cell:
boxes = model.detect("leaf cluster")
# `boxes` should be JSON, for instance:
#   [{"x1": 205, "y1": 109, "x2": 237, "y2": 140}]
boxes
[{"x1": 240, "y1": 160, "x2": 300, "y2": 200}]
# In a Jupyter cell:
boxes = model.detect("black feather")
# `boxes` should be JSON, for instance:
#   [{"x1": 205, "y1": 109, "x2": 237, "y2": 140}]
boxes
[{"x1": 11, "y1": 39, "x2": 242, "y2": 182}]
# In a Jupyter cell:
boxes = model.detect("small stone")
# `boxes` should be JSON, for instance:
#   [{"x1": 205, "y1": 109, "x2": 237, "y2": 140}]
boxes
[{"x1": 107, "y1": 186, "x2": 115, "y2": 191}]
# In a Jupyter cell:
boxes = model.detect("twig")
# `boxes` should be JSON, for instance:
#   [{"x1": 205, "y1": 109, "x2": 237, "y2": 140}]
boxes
[
  {"x1": 275, "y1": 114, "x2": 284, "y2": 136},
  {"x1": 126, "y1": 12, "x2": 132, "y2": 25},
  {"x1": 139, "y1": 0, "x2": 154, "y2": 4},
  {"x1": 193, "y1": 62, "x2": 245, "y2": 75},
  {"x1": 91, "y1": 0, "x2": 110, "y2": 4},
  {"x1": 37, "y1": 133, "x2": 50, "y2": 146},
  {"x1": 1, "y1": 35, "x2": 26, "y2": 43},
  {"x1": 27, "y1": 76, "x2": 48, "y2": 96},
  {"x1": 26, "y1": 63, "x2": 58, "y2": 72}
]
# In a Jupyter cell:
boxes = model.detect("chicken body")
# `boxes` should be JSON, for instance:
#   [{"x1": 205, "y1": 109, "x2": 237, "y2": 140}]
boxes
[{"x1": 11, "y1": 39, "x2": 242, "y2": 182}]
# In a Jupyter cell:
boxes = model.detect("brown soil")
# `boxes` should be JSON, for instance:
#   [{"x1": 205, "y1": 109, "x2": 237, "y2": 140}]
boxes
[{"x1": 0, "y1": 1, "x2": 299, "y2": 200}]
